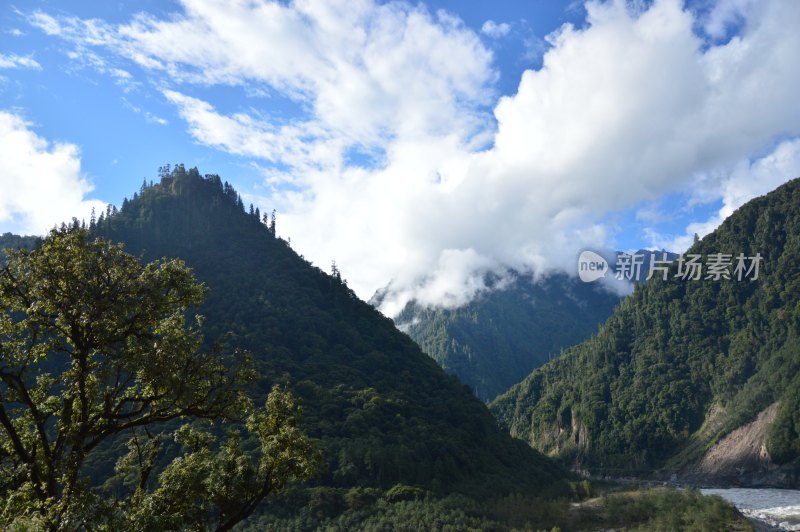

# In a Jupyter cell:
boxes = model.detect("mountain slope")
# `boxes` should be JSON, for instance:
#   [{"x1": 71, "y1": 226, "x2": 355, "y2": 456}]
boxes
[
  {"x1": 93, "y1": 165, "x2": 566, "y2": 497},
  {"x1": 491, "y1": 177, "x2": 800, "y2": 481},
  {"x1": 392, "y1": 273, "x2": 621, "y2": 401},
  {"x1": 0, "y1": 233, "x2": 40, "y2": 262}
]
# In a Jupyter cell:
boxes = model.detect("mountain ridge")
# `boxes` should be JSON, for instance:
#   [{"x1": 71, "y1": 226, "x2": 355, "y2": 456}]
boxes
[
  {"x1": 390, "y1": 271, "x2": 621, "y2": 401},
  {"x1": 375, "y1": 248, "x2": 678, "y2": 403},
  {"x1": 91, "y1": 164, "x2": 568, "y2": 498},
  {"x1": 491, "y1": 176, "x2": 800, "y2": 486}
]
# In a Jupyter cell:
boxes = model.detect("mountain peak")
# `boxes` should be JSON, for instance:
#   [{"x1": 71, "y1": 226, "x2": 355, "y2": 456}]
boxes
[
  {"x1": 94, "y1": 165, "x2": 567, "y2": 498},
  {"x1": 491, "y1": 176, "x2": 800, "y2": 483}
]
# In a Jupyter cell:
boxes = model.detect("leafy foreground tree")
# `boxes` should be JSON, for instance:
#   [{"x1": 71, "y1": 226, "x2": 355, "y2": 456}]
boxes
[{"x1": 0, "y1": 228, "x2": 320, "y2": 530}]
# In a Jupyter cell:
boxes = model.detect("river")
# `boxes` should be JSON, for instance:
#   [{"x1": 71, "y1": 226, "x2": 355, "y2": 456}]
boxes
[{"x1": 701, "y1": 488, "x2": 800, "y2": 531}]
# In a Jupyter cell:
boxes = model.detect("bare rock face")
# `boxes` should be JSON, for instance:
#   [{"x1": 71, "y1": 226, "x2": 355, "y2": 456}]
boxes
[
  {"x1": 694, "y1": 404, "x2": 777, "y2": 477},
  {"x1": 684, "y1": 403, "x2": 800, "y2": 488}
]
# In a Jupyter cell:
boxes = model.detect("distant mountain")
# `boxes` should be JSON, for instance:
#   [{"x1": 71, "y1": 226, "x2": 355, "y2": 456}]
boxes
[
  {"x1": 491, "y1": 177, "x2": 800, "y2": 486},
  {"x1": 390, "y1": 272, "x2": 622, "y2": 402},
  {"x1": 89, "y1": 165, "x2": 566, "y2": 501},
  {"x1": 0, "y1": 232, "x2": 40, "y2": 262},
  {"x1": 377, "y1": 249, "x2": 678, "y2": 403}
]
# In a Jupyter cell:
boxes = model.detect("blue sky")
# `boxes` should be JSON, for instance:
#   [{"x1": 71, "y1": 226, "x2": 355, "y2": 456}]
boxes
[
  {"x1": 1, "y1": 0, "x2": 583, "y2": 205},
  {"x1": 1, "y1": 0, "x2": 799, "y2": 312}
]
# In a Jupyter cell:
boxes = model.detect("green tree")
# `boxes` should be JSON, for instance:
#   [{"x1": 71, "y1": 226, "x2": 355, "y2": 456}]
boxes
[{"x1": 0, "y1": 228, "x2": 320, "y2": 529}]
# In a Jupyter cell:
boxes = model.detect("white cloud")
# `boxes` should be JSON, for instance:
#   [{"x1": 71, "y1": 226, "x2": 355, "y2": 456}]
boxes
[
  {"x1": 378, "y1": 248, "x2": 507, "y2": 316},
  {"x1": 163, "y1": 89, "x2": 339, "y2": 169},
  {"x1": 30, "y1": 0, "x2": 494, "y2": 147},
  {"x1": 0, "y1": 53, "x2": 41, "y2": 70},
  {"x1": 481, "y1": 20, "x2": 511, "y2": 39},
  {"x1": 653, "y1": 139, "x2": 800, "y2": 252},
  {"x1": 370, "y1": 0, "x2": 799, "y2": 312},
  {"x1": 144, "y1": 112, "x2": 167, "y2": 126},
  {"x1": 0, "y1": 111, "x2": 106, "y2": 235},
  {"x1": 28, "y1": 12, "x2": 63, "y2": 36},
  {"x1": 63, "y1": 47, "x2": 139, "y2": 91},
  {"x1": 121, "y1": 97, "x2": 168, "y2": 125},
  {"x1": 28, "y1": 0, "x2": 800, "y2": 314},
  {"x1": 702, "y1": 0, "x2": 757, "y2": 39}
]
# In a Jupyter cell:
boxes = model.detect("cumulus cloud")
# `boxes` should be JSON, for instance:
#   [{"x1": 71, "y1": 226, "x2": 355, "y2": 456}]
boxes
[
  {"x1": 27, "y1": 0, "x2": 800, "y2": 315},
  {"x1": 702, "y1": 0, "x2": 757, "y2": 39},
  {"x1": 373, "y1": 0, "x2": 800, "y2": 311},
  {"x1": 0, "y1": 111, "x2": 106, "y2": 235}
]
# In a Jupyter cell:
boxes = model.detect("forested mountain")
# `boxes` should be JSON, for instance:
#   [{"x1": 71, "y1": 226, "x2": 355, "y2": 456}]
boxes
[
  {"x1": 0, "y1": 233, "x2": 41, "y2": 261},
  {"x1": 491, "y1": 177, "x2": 800, "y2": 482},
  {"x1": 90, "y1": 165, "x2": 565, "y2": 503},
  {"x1": 0, "y1": 167, "x2": 757, "y2": 528},
  {"x1": 609, "y1": 249, "x2": 680, "y2": 283},
  {"x1": 391, "y1": 273, "x2": 621, "y2": 401}
]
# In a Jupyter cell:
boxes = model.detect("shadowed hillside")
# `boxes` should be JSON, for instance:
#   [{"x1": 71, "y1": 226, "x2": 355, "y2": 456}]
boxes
[
  {"x1": 94, "y1": 165, "x2": 566, "y2": 498},
  {"x1": 389, "y1": 272, "x2": 621, "y2": 401},
  {"x1": 492, "y1": 177, "x2": 800, "y2": 484}
]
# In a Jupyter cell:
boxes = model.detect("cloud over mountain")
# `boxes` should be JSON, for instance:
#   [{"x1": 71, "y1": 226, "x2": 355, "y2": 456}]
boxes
[{"x1": 27, "y1": 0, "x2": 800, "y2": 313}]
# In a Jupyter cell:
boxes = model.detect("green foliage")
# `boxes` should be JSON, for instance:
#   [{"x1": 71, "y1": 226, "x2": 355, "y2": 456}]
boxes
[
  {"x1": 122, "y1": 386, "x2": 321, "y2": 531},
  {"x1": 241, "y1": 485, "x2": 747, "y2": 531},
  {"x1": 0, "y1": 233, "x2": 40, "y2": 266},
  {"x1": 91, "y1": 165, "x2": 567, "y2": 504},
  {"x1": 385, "y1": 483, "x2": 427, "y2": 502},
  {"x1": 599, "y1": 488, "x2": 744, "y2": 531},
  {"x1": 0, "y1": 228, "x2": 320, "y2": 529},
  {"x1": 0, "y1": 233, "x2": 40, "y2": 250},
  {"x1": 392, "y1": 273, "x2": 620, "y2": 401},
  {"x1": 244, "y1": 491, "x2": 500, "y2": 531},
  {"x1": 768, "y1": 374, "x2": 800, "y2": 463},
  {"x1": 492, "y1": 177, "x2": 800, "y2": 471}
]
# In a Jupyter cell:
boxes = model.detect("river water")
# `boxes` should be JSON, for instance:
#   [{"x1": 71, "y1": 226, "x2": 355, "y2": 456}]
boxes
[{"x1": 701, "y1": 488, "x2": 800, "y2": 530}]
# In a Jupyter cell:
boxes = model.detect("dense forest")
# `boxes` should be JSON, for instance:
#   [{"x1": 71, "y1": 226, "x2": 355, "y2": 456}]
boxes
[
  {"x1": 84, "y1": 165, "x2": 572, "y2": 522},
  {"x1": 1, "y1": 165, "x2": 762, "y2": 528},
  {"x1": 491, "y1": 177, "x2": 800, "y2": 476},
  {"x1": 0, "y1": 229, "x2": 321, "y2": 528},
  {"x1": 0, "y1": 233, "x2": 41, "y2": 260},
  {"x1": 387, "y1": 272, "x2": 620, "y2": 401}
]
